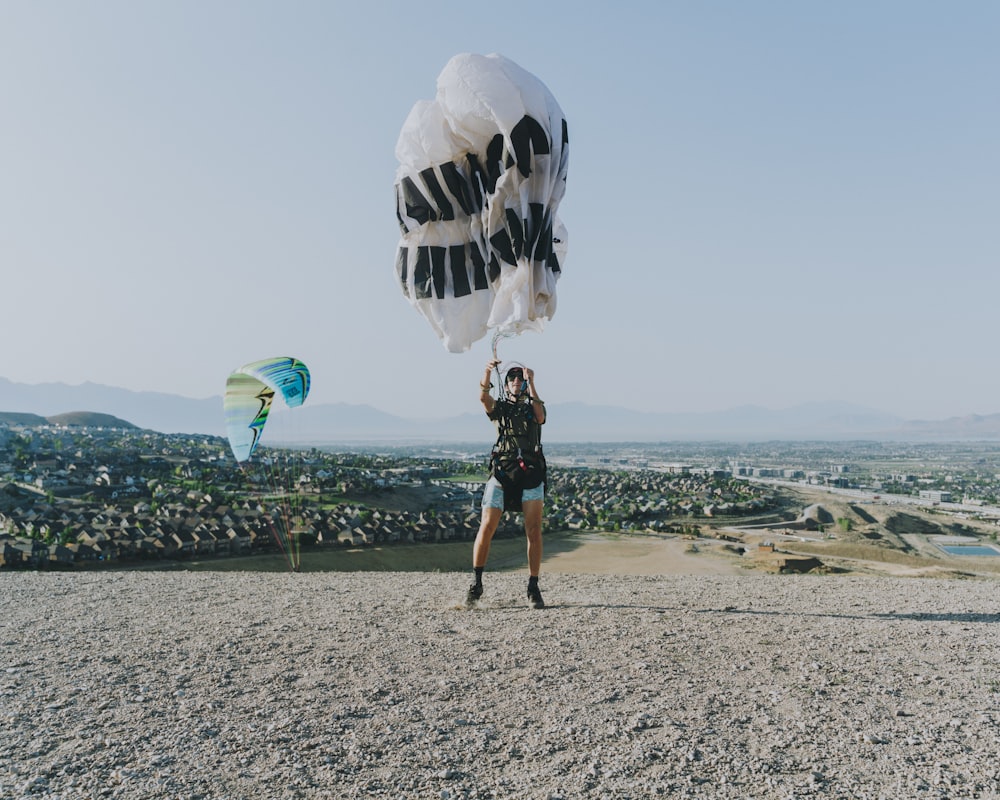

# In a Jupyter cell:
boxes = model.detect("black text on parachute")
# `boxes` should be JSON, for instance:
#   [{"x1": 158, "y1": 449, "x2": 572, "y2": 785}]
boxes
[
  {"x1": 394, "y1": 53, "x2": 569, "y2": 352},
  {"x1": 224, "y1": 357, "x2": 311, "y2": 571}
]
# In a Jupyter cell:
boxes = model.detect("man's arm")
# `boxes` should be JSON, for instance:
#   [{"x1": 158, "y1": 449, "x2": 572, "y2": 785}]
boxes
[
  {"x1": 479, "y1": 360, "x2": 498, "y2": 414},
  {"x1": 524, "y1": 367, "x2": 545, "y2": 424}
]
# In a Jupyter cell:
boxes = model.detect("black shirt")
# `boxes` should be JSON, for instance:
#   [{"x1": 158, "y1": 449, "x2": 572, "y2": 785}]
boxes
[{"x1": 488, "y1": 398, "x2": 543, "y2": 455}]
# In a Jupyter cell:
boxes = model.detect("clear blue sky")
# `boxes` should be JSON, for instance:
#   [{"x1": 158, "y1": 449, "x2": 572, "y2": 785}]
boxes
[{"x1": 2, "y1": 1, "x2": 997, "y2": 421}]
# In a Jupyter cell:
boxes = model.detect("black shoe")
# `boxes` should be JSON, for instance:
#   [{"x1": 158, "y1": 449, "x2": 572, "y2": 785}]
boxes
[
  {"x1": 466, "y1": 583, "x2": 483, "y2": 605},
  {"x1": 527, "y1": 585, "x2": 545, "y2": 609}
]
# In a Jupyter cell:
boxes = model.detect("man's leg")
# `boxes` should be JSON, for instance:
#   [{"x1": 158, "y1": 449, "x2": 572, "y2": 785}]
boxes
[
  {"x1": 473, "y1": 506, "x2": 503, "y2": 568},
  {"x1": 522, "y1": 498, "x2": 543, "y2": 577},
  {"x1": 522, "y1": 497, "x2": 545, "y2": 608}
]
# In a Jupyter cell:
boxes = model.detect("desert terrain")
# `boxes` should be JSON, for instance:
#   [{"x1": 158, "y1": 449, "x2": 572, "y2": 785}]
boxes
[
  {"x1": 488, "y1": 483, "x2": 1000, "y2": 582},
  {"x1": 5, "y1": 566, "x2": 1000, "y2": 799}
]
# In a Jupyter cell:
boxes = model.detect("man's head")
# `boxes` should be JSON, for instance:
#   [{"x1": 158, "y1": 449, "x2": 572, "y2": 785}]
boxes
[{"x1": 505, "y1": 367, "x2": 524, "y2": 384}]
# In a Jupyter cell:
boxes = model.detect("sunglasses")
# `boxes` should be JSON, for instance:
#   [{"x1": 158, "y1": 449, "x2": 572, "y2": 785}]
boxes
[{"x1": 506, "y1": 371, "x2": 524, "y2": 381}]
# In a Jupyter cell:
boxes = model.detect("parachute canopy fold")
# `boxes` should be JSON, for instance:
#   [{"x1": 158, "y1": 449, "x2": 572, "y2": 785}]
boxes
[
  {"x1": 394, "y1": 53, "x2": 569, "y2": 353},
  {"x1": 224, "y1": 357, "x2": 311, "y2": 463}
]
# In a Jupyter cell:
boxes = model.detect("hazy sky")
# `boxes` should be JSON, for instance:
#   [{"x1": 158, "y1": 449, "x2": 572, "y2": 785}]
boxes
[{"x1": 2, "y1": 1, "x2": 997, "y2": 421}]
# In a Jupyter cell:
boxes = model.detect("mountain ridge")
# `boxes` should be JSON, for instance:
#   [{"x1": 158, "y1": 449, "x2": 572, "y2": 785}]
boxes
[{"x1": 1, "y1": 376, "x2": 998, "y2": 442}]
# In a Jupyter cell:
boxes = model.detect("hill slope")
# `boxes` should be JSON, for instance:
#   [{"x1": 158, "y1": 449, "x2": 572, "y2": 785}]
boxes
[
  {"x1": 46, "y1": 411, "x2": 138, "y2": 428},
  {"x1": 4, "y1": 571, "x2": 998, "y2": 799}
]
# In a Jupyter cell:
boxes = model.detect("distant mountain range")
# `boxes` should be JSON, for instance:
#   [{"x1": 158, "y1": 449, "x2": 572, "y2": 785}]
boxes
[{"x1": 2, "y1": 376, "x2": 999, "y2": 443}]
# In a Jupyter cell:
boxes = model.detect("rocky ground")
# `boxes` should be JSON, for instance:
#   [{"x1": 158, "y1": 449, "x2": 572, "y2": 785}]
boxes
[{"x1": 3, "y1": 569, "x2": 1000, "y2": 799}]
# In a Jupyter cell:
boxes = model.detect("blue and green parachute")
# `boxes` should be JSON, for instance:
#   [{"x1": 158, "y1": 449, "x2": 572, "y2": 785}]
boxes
[
  {"x1": 224, "y1": 357, "x2": 311, "y2": 572},
  {"x1": 224, "y1": 357, "x2": 311, "y2": 463}
]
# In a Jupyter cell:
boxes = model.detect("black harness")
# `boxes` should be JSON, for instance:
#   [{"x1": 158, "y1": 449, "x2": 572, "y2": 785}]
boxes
[{"x1": 489, "y1": 399, "x2": 546, "y2": 511}]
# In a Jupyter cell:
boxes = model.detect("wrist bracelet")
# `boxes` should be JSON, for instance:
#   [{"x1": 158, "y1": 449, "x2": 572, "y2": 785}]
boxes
[{"x1": 480, "y1": 383, "x2": 491, "y2": 391}]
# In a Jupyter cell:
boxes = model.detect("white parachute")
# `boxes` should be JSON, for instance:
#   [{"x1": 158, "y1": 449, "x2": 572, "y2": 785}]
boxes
[{"x1": 394, "y1": 53, "x2": 569, "y2": 352}]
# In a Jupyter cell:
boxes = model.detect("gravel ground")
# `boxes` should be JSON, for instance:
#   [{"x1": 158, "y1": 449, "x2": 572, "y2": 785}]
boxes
[{"x1": 3, "y1": 570, "x2": 1000, "y2": 799}]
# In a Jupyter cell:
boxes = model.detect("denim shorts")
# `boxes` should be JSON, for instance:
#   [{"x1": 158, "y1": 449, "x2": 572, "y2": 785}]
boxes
[{"x1": 481, "y1": 475, "x2": 545, "y2": 510}]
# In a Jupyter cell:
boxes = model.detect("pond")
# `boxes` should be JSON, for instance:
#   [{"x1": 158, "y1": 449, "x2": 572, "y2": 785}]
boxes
[{"x1": 938, "y1": 544, "x2": 1000, "y2": 557}]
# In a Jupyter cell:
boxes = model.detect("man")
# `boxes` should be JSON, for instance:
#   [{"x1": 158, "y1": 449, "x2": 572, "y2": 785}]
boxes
[{"x1": 467, "y1": 359, "x2": 547, "y2": 609}]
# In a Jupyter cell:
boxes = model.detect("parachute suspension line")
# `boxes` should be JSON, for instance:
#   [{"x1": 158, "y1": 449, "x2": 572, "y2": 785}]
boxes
[
  {"x1": 491, "y1": 330, "x2": 516, "y2": 362},
  {"x1": 286, "y1": 449, "x2": 304, "y2": 572},
  {"x1": 491, "y1": 330, "x2": 517, "y2": 401},
  {"x1": 270, "y1": 448, "x2": 302, "y2": 573},
  {"x1": 267, "y1": 449, "x2": 293, "y2": 572},
  {"x1": 246, "y1": 449, "x2": 300, "y2": 573},
  {"x1": 238, "y1": 459, "x2": 280, "y2": 570}
]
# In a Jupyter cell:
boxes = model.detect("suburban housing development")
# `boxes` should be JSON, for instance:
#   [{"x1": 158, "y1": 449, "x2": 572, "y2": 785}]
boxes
[{"x1": 1, "y1": 422, "x2": 780, "y2": 569}]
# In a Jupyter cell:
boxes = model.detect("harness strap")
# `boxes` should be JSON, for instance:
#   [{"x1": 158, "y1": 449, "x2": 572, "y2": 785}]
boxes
[{"x1": 491, "y1": 400, "x2": 542, "y2": 473}]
